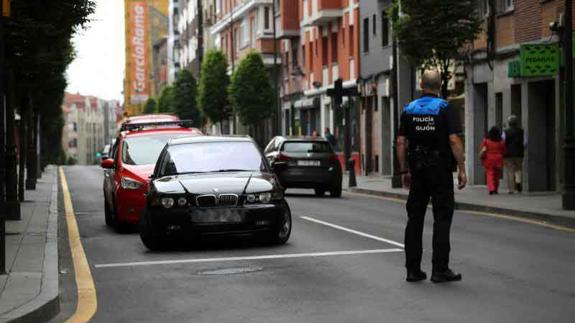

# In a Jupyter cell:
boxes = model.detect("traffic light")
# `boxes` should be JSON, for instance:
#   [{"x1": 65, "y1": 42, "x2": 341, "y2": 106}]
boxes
[{"x1": 326, "y1": 78, "x2": 359, "y2": 108}]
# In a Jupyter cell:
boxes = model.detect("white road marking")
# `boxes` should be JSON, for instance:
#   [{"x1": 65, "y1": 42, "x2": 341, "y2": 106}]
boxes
[
  {"x1": 301, "y1": 216, "x2": 405, "y2": 248},
  {"x1": 94, "y1": 249, "x2": 403, "y2": 269}
]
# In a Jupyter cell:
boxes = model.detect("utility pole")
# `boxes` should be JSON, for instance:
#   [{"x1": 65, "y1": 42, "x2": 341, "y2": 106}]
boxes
[
  {"x1": 390, "y1": 15, "x2": 402, "y2": 189},
  {"x1": 563, "y1": 0, "x2": 574, "y2": 210},
  {"x1": 272, "y1": 0, "x2": 280, "y2": 136},
  {"x1": 5, "y1": 67, "x2": 19, "y2": 219},
  {"x1": 0, "y1": 0, "x2": 8, "y2": 275}
]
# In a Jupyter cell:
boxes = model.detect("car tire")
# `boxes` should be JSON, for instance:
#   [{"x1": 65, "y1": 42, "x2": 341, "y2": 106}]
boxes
[
  {"x1": 314, "y1": 188, "x2": 325, "y2": 197},
  {"x1": 330, "y1": 185, "x2": 342, "y2": 198},
  {"x1": 139, "y1": 210, "x2": 165, "y2": 251},
  {"x1": 262, "y1": 202, "x2": 292, "y2": 245},
  {"x1": 104, "y1": 198, "x2": 113, "y2": 227}
]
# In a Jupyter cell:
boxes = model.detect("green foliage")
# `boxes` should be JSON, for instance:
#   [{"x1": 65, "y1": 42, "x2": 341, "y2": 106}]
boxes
[
  {"x1": 390, "y1": 0, "x2": 482, "y2": 97},
  {"x1": 143, "y1": 98, "x2": 157, "y2": 114},
  {"x1": 198, "y1": 50, "x2": 230, "y2": 124},
  {"x1": 172, "y1": 70, "x2": 201, "y2": 126},
  {"x1": 228, "y1": 52, "x2": 274, "y2": 127},
  {"x1": 5, "y1": 0, "x2": 96, "y2": 166},
  {"x1": 157, "y1": 86, "x2": 175, "y2": 113}
]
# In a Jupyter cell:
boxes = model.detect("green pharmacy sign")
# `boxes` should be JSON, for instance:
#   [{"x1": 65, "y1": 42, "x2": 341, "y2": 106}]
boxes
[{"x1": 520, "y1": 43, "x2": 559, "y2": 77}]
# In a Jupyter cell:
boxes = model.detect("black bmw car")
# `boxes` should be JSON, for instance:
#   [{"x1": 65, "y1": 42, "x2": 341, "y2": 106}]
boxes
[{"x1": 140, "y1": 136, "x2": 292, "y2": 250}]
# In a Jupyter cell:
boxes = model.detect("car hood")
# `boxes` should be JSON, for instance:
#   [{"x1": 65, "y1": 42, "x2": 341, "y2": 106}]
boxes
[
  {"x1": 122, "y1": 164, "x2": 155, "y2": 182},
  {"x1": 153, "y1": 172, "x2": 276, "y2": 195}
]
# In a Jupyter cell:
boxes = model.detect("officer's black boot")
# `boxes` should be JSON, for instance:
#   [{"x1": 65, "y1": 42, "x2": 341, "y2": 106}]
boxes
[
  {"x1": 431, "y1": 268, "x2": 462, "y2": 283},
  {"x1": 406, "y1": 269, "x2": 427, "y2": 282},
  {"x1": 516, "y1": 183, "x2": 522, "y2": 193}
]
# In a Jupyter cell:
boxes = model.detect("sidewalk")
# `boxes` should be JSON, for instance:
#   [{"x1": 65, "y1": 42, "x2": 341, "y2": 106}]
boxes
[
  {"x1": 0, "y1": 166, "x2": 59, "y2": 323},
  {"x1": 344, "y1": 174, "x2": 575, "y2": 228}
]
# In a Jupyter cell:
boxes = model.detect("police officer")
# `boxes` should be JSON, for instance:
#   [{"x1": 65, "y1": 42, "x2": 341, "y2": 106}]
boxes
[{"x1": 396, "y1": 69, "x2": 467, "y2": 283}]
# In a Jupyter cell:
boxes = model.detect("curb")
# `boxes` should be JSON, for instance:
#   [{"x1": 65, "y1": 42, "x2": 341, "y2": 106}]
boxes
[
  {"x1": 0, "y1": 166, "x2": 60, "y2": 323},
  {"x1": 348, "y1": 187, "x2": 575, "y2": 229}
]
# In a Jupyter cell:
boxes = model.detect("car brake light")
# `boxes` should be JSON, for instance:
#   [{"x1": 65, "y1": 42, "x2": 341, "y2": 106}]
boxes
[{"x1": 277, "y1": 153, "x2": 291, "y2": 161}]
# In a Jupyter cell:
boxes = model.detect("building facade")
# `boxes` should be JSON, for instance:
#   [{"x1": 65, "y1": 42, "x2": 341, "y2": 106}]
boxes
[
  {"x1": 465, "y1": 0, "x2": 573, "y2": 192},
  {"x1": 62, "y1": 93, "x2": 118, "y2": 165}
]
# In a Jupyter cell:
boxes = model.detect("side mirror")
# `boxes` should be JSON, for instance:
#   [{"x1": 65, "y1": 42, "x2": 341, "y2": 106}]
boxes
[{"x1": 100, "y1": 158, "x2": 114, "y2": 169}]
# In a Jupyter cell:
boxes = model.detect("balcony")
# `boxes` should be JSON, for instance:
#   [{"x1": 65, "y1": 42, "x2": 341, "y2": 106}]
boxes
[{"x1": 302, "y1": 0, "x2": 343, "y2": 27}]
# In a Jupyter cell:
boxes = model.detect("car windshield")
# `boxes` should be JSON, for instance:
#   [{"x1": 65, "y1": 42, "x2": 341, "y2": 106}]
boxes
[
  {"x1": 282, "y1": 141, "x2": 332, "y2": 153},
  {"x1": 122, "y1": 133, "x2": 191, "y2": 165},
  {"x1": 161, "y1": 141, "x2": 266, "y2": 175}
]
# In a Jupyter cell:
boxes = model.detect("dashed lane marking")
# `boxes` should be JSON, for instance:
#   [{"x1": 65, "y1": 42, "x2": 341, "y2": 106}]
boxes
[
  {"x1": 300, "y1": 216, "x2": 405, "y2": 248},
  {"x1": 94, "y1": 249, "x2": 403, "y2": 269},
  {"x1": 60, "y1": 167, "x2": 98, "y2": 323}
]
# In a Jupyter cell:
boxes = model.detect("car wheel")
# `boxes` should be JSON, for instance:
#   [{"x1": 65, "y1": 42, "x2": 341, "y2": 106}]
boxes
[
  {"x1": 263, "y1": 203, "x2": 292, "y2": 245},
  {"x1": 104, "y1": 198, "x2": 113, "y2": 227},
  {"x1": 330, "y1": 185, "x2": 342, "y2": 198},
  {"x1": 139, "y1": 210, "x2": 165, "y2": 251},
  {"x1": 314, "y1": 188, "x2": 325, "y2": 197}
]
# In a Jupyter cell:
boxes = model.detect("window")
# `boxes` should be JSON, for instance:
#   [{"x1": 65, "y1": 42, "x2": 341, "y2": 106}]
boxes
[
  {"x1": 240, "y1": 19, "x2": 248, "y2": 47},
  {"x1": 381, "y1": 12, "x2": 389, "y2": 46},
  {"x1": 498, "y1": 0, "x2": 514, "y2": 13},
  {"x1": 349, "y1": 26, "x2": 354, "y2": 56},
  {"x1": 250, "y1": 17, "x2": 256, "y2": 47},
  {"x1": 363, "y1": 18, "x2": 369, "y2": 53},
  {"x1": 331, "y1": 32, "x2": 337, "y2": 63},
  {"x1": 264, "y1": 7, "x2": 270, "y2": 30},
  {"x1": 322, "y1": 36, "x2": 328, "y2": 66},
  {"x1": 301, "y1": 44, "x2": 306, "y2": 69},
  {"x1": 372, "y1": 14, "x2": 376, "y2": 35},
  {"x1": 479, "y1": 0, "x2": 489, "y2": 17},
  {"x1": 292, "y1": 46, "x2": 298, "y2": 69}
]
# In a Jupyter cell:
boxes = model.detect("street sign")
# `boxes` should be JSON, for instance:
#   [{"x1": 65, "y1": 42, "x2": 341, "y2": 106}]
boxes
[{"x1": 520, "y1": 43, "x2": 559, "y2": 77}]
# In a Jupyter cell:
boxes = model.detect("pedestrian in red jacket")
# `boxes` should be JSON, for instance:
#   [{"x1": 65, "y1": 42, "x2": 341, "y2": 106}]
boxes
[{"x1": 480, "y1": 126, "x2": 506, "y2": 195}]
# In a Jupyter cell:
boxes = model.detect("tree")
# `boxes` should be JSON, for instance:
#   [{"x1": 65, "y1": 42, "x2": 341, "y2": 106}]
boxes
[
  {"x1": 172, "y1": 69, "x2": 201, "y2": 125},
  {"x1": 390, "y1": 0, "x2": 482, "y2": 98},
  {"x1": 143, "y1": 98, "x2": 157, "y2": 114},
  {"x1": 228, "y1": 52, "x2": 273, "y2": 129},
  {"x1": 198, "y1": 50, "x2": 230, "y2": 128},
  {"x1": 6, "y1": 0, "x2": 96, "y2": 166},
  {"x1": 157, "y1": 86, "x2": 174, "y2": 113}
]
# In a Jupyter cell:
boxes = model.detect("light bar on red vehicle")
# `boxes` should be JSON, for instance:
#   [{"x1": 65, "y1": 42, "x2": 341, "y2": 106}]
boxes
[{"x1": 120, "y1": 120, "x2": 194, "y2": 132}]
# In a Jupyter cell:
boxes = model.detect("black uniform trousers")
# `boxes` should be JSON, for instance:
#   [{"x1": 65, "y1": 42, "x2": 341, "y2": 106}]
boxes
[{"x1": 405, "y1": 165, "x2": 454, "y2": 272}]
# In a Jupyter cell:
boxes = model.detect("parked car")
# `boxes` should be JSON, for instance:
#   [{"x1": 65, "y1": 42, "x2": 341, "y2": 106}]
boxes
[
  {"x1": 140, "y1": 136, "x2": 292, "y2": 250},
  {"x1": 101, "y1": 119, "x2": 202, "y2": 232},
  {"x1": 264, "y1": 136, "x2": 342, "y2": 197}
]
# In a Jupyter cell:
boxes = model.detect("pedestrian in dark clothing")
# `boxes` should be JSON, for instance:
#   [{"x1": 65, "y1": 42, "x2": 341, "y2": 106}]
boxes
[
  {"x1": 480, "y1": 126, "x2": 506, "y2": 195},
  {"x1": 503, "y1": 115, "x2": 525, "y2": 194},
  {"x1": 324, "y1": 127, "x2": 337, "y2": 149},
  {"x1": 396, "y1": 69, "x2": 466, "y2": 283}
]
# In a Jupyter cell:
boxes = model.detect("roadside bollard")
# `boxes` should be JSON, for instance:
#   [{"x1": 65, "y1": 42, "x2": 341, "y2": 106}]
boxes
[{"x1": 347, "y1": 158, "x2": 357, "y2": 188}]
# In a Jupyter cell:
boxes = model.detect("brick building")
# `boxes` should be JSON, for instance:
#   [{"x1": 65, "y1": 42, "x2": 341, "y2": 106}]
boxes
[
  {"x1": 465, "y1": 0, "x2": 573, "y2": 192},
  {"x1": 285, "y1": 0, "x2": 361, "y2": 167}
]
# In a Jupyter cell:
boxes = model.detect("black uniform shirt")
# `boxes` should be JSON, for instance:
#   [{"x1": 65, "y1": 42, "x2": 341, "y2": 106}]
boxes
[{"x1": 398, "y1": 94, "x2": 462, "y2": 163}]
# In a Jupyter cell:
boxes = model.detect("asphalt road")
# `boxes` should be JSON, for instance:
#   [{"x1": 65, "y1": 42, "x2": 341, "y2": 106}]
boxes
[{"x1": 53, "y1": 166, "x2": 575, "y2": 323}]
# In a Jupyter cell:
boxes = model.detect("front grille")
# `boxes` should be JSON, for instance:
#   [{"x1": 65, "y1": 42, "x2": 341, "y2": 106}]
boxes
[
  {"x1": 194, "y1": 194, "x2": 238, "y2": 207},
  {"x1": 218, "y1": 194, "x2": 238, "y2": 207},
  {"x1": 196, "y1": 195, "x2": 217, "y2": 207}
]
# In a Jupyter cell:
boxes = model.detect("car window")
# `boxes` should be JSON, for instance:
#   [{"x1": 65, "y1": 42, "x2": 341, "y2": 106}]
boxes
[
  {"x1": 282, "y1": 141, "x2": 332, "y2": 153},
  {"x1": 122, "y1": 133, "x2": 191, "y2": 165},
  {"x1": 161, "y1": 141, "x2": 266, "y2": 175}
]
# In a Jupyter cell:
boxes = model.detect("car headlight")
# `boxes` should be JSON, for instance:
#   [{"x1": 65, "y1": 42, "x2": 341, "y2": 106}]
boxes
[
  {"x1": 161, "y1": 197, "x2": 175, "y2": 208},
  {"x1": 177, "y1": 197, "x2": 188, "y2": 207},
  {"x1": 121, "y1": 177, "x2": 144, "y2": 190},
  {"x1": 245, "y1": 192, "x2": 275, "y2": 204},
  {"x1": 259, "y1": 192, "x2": 272, "y2": 204},
  {"x1": 246, "y1": 194, "x2": 257, "y2": 203}
]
